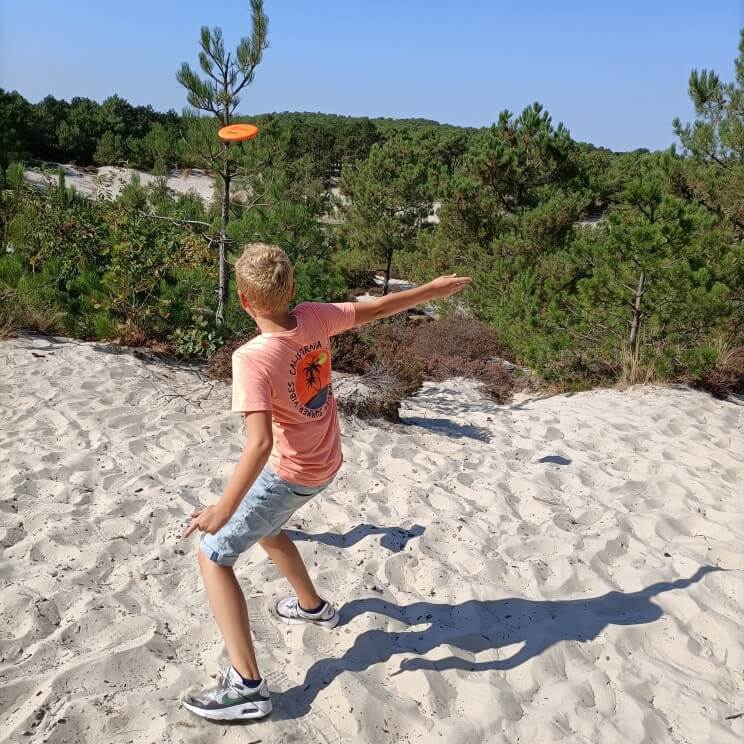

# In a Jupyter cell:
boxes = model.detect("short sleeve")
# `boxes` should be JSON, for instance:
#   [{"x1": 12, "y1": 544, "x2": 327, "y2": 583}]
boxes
[
  {"x1": 309, "y1": 302, "x2": 356, "y2": 337},
  {"x1": 231, "y1": 351, "x2": 273, "y2": 413}
]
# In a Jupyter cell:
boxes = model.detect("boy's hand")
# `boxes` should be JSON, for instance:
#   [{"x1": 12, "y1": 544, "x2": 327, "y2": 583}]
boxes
[
  {"x1": 181, "y1": 413, "x2": 272, "y2": 540},
  {"x1": 183, "y1": 504, "x2": 231, "y2": 538},
  {"x1": 428, "y1": 274, "x2": 472, "y2": 299}
]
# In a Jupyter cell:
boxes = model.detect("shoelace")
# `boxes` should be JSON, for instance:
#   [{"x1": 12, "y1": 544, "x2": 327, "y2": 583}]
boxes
[
  {"x1": 284, "y1": 598, "x2": 300, "y2": 616},
  {"x1": 220, "y1": 668, "x2": 254, "y2": 698}
]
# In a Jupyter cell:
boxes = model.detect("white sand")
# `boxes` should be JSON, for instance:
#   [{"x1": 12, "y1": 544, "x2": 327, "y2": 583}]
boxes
[{"x1": 1, "y1": 335, "x2": 742, "y2": 743}]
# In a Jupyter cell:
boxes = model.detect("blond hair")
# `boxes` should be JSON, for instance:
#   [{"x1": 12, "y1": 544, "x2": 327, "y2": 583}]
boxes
[{"x1": 235, "y1": 243, "x2": 294, "y2": 313}]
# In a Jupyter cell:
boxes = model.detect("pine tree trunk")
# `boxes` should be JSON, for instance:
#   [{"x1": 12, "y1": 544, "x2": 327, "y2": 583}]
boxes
[
  {"x1": 383, "y1": 248, "x2": 393, "y2": 296},
  {"x1": 628, "y1": 270, "x2": 645, "y2": 359},
  {"x1": 216, "y1": 167, "x2": 231, "y2": 326}
]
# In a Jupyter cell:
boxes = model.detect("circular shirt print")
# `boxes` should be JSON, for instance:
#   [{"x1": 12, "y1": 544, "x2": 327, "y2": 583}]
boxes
[{"x1": 296, "y1": 349, "x2": 331, "y2": 409}]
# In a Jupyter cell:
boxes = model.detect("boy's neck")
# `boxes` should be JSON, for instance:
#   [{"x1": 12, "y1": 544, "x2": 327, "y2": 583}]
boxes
[{"x1": 255, "y1": 308, "x2": 297, "y2": 335}]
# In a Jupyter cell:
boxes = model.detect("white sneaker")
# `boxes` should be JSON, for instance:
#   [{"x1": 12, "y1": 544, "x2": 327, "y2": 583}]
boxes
[
  {"x1": 274, "y1": 597, "x2": 339, "y2": 629},
  {"x1": 182, "y1": 666, "x2": 272, "y2": 721}
]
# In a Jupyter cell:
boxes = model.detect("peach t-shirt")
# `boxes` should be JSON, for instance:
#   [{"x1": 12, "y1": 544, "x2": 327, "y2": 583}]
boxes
[{"x1": 231, "y1": 301, "x2": 356, "y2": 486}]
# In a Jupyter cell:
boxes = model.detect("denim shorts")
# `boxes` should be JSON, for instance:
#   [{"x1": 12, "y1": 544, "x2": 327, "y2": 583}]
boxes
[{"x1": 199, "y1": 466, "x2": 332, "y2": 566}]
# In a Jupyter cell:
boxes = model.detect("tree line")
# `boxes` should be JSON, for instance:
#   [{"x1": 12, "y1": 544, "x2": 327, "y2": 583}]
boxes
[{"x1": 0, "y1": 86, "x2": 455, "y2": 177}]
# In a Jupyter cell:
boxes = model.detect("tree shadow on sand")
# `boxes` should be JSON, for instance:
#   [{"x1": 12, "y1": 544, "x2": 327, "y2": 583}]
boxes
[
  {"x1": 270, "y1": 566, "x2": 720, "y2": 721},
  {"x1": 285, "y1": 524, "x2": 425, "y2": 553}
]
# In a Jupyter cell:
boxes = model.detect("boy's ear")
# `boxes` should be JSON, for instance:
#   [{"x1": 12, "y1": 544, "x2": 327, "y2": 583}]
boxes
[{"x1": 238, "y1": 290, "x2": 254, "y2": 316}]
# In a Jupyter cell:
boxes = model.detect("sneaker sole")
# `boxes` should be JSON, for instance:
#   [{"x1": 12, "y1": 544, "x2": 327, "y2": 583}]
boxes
[{"x1": 182, "y1": 698, "x2": 272, "y2": 721}]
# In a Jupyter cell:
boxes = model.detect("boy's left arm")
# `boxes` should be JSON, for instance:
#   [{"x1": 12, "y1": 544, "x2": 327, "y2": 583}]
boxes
[
  {"x1": 184, "y1": 411, "x2": 273, "y2": 537},
  {"x1": 352, "y1": 274, "x2": 471, "y2": 328}
]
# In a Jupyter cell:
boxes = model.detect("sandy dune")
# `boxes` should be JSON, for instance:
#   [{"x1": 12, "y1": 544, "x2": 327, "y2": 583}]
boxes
[
  {"x1": 1, "y1": 335, "x2": 742, "y2": 743},
  {"x1": 24, "y1": 165, "x2": 216, "y2": 204}
]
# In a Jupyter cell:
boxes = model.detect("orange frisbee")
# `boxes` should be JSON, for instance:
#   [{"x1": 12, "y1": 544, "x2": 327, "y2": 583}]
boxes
[{"x1": 218, "y1": 124, "x2": 259, "y2": 142}]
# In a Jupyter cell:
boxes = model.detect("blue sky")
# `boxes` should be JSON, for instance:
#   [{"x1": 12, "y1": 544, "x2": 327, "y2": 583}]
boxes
[{"x1": 1, "y1": 0, "x2": 741, "y2": 151}]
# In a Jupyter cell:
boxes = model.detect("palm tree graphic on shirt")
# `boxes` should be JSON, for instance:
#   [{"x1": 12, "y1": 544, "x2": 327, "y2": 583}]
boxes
[
  {"x1": 303, "y1": 355, "x2": 323, "y2": 390},
  {"x1": 298, "y1": 350, "x2": 330, "y2": 410}
]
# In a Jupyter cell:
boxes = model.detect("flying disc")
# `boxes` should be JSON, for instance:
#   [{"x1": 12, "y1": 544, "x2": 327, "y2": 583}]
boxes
[{"x1": 218, "y1": 124, "x2": 259, "y2": 142}]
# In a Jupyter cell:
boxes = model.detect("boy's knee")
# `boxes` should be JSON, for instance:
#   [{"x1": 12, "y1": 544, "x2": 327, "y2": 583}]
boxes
[
  {"x1": 259, "y1": 531, "x2": 285, "y2": 550},
  {"x1": 197, "y1": 546, "x2": 220, "y2": 570}
]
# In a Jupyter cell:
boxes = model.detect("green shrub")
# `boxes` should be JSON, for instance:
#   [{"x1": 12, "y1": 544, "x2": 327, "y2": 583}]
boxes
[
  {"x1": 681, "y1": 345, "x2": 718, "y2": 378},
  {"x1": 154, "y1": 264, "x2": 217, "y2": 336},
  {"x1": 117, "y1": 174, "x2": 148, "y2": 211},
  {"x1": 170, "y1": 320, "x2": 224, "y2": 359},
  {"x1": 0, "y1": 254, "x2": 24, "y2": 286},
  {"x1": 92, "y1": 311, "x2": 118, "y2": 339},
  {"x1": 687, "y1": 337, "x2": 744, "y2": 398},
  {"x1": 331, "y1": 245, "x2": 376, "y2": 282}
]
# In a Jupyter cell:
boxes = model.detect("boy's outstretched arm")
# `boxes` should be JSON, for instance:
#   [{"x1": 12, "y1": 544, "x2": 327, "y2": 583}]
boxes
[
  {"x1": 184, "y1": 411, "x2": 273, "y2": 537},
  {"x1": 352, "y1": 274, "x2": 471, "y2": 328}
]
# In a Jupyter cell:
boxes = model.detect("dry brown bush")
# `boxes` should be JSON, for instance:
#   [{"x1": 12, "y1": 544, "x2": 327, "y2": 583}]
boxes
[
  {"x1": 691, "y1": 340, "x2": 744, "y2": 400},
  {"x1": 338, "y1": 314, "x2": 516, "y2": 404},
  {"x1": 207, "y1": 330, "x2": 258, "y2": 382},
  {"x1": 401, "y1": 313, "x2": 510, "y2": 364},
  {"x1": 373, "y1": 314, "x2": 514, "y2": 402},
  {"x1": 331, "y1": 327, "x2": 377, "y2": 375},
  {"x1": 0, "y1": 296, "x2": 66, "y2": 338},
  {"x1": 426, "y1": 353, "x2": 513, "y2": 403},
  {"x1": 693, "y1": 368, "x2": 744, "y2": 399},
  {"x1": 116, "y1": 320, "x2": 149, "y2": 348},
  {"x1": 333, "y1": 366, "x2": 405, "y2": 421}
]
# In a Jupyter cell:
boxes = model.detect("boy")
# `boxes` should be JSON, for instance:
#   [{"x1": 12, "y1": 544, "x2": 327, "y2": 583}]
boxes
[{"x1": 182, "y1": 243, "x2": 470, "y2": 721}]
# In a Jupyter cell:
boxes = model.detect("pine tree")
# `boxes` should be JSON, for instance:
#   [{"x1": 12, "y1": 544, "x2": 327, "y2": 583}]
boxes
[
  {"x1": 340, "y1": 138, "x2": 432, "y2": 294},
  {"x1": 176, "y1": 0, "x2": 268, "y2": 324},
  {"x1": 673, "y1": 28, "x2": 744, "y2": 238},
  {"x1": 0, "y1": 90, "x2": 32, "y2": 183},
  {"x1": 564, "y1": 156, "x2": 729, "y2": 380}
]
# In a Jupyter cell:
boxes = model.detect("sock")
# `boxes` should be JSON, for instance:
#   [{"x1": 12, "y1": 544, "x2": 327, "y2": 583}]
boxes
[
  {"x1": 299, "y1": 599, "x2": 326, "y2": 615},
  {"x1": 234, "y1": 668, "x2": 262, "y2": 688},
  {"x1": 239, "y1": 675, "x2": 261, "y2": 689}
]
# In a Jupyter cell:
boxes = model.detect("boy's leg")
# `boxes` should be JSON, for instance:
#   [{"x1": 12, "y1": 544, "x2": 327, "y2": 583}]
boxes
[
  {"x1": 197, "y1": 550, "x2": 261, "y2": 680},
  {"x1": 259, "y1": 530, "x2": 321, "y2": 610}
]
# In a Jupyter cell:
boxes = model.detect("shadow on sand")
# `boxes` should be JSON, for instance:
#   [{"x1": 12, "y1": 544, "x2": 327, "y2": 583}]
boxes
[
  {"x1": 270, "y1": 566, "x2": 720, "y2": 721},
  {"x1": 537, "y1": 455, "x2": 572, "y2": 465},
  {"x1": 401, "y1": 415, "x2": 492, "y2": 442},
  {"x1": 285, "y1": 524, "x2": 425, "y2": 553}
]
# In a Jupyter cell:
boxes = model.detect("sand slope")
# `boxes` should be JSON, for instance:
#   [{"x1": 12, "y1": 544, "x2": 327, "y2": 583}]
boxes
[
  {"x1": 24, "y1": 165, "x2": 215, "y2": 204},
  {"x1": 1, "y1": 335, "x2": 742, "y2": 744}
]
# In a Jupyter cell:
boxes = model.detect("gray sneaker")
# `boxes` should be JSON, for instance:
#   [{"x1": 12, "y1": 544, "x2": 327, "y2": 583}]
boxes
[
  {"x1": 274, "y1": 597, "x2": 339, "y2": 629},
  {"x1": 182, "y1": 666, "x2": 272, "y2": 721}
]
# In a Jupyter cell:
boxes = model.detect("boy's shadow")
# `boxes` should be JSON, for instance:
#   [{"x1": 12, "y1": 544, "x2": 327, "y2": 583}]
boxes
[
  {"x1": 271, "y1": 566, "x2": 719, "y2": 720},
  {"x1": 285, "y1": 523, "x2": 425, "y2": 553}
]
